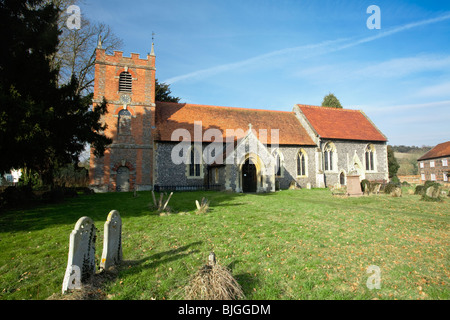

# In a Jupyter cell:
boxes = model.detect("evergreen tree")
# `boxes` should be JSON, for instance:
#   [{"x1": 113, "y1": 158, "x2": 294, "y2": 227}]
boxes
[
  {"x1": 387, "y1": 145, "x2": 400, "y2": 179},
  {"x1": 155, "y1": 79, "x2": 181, "y2": 103},
  {"x1": 321, "y1": 93, "x2": 343, "y2": 108},
  {"x1": 0, "y1": 0, "x2": 111, "y2": 186}
]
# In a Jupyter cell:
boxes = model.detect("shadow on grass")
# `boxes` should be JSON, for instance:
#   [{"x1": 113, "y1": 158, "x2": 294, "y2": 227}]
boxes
[
  {"x1": 0, "y1": 190, "x2": 248, "y2": 232},
  {"x1": 119, "y1": 241, "x2": 203, "y2": 277},
  {"x1": 225, "y1": 259, "x2": 261, "y2": 299}
]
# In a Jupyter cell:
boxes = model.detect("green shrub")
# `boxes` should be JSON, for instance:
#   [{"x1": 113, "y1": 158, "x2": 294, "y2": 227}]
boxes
[
  {"x1": 401, "y1": 181, "x2": 410, "y2": 187},
  {"x1": 421, "y1": 194, "x2": 443, "y2": 202},
  {"x1": 424, "y1": 180, "x2": 440, "y2": 189},
  {"x1": 361, "y1": 179, "x2": 370, "y2": 193},
  {"x1": 360, "y1": 180, "x2": 382, "y2": 195},
  {"x1": 390, "y1": 176, "x2": 401, "y2": 185},
  {"x1": 0, "y1": 185, "x2": 35, "y2": 208},
  {"x1": 415, "y1": 185, "x2": 425, "y2": 195}
]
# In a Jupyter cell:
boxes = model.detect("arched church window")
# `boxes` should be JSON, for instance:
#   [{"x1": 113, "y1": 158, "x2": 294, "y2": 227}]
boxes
[
  {"x1": 365, "y1": 144, "x2": 375, "y2": 171},
  {"x1": 273, "y1": 150, "x2": 284, "y2": 177},
  {"x1": 118, "y1": 109, "x2": 131, "y2": 135},
  {"x1": 119, "y1": 71, "x2": 132, "y2": 93},
  {"x1": 340, "y1": 171, "x2": 346, "y2": 185},
  {"x1": 297, "y1": 150, "x2": 307, "y2": 176},
  {"x1": 323, "y1": 142, "x2": 336, "y2": 171}
]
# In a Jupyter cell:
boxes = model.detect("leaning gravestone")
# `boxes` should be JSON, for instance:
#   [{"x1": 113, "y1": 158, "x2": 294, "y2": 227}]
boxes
[
  {"x1": 62, "y1": 216, "x2": 96, "y2": 294},
  {"x1": 100, "y1": 210, "x2": 123, "y2": 270},
  {"x1": 425, "y1": 185, "x2": 441, "y2": 199}
]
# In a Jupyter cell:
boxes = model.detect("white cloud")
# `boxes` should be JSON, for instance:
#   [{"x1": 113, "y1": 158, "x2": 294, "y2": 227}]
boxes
[
  {"x1": 355, "y1": 55, "x2": 450, "y2": 78},
  {"x1": 363, "y1": 100, "x2": 450, "y2": 115},
  {"x1": 163, "y1": 38, "x2": 349, "y2": 84},
  {"x1": 414, "y1": 82, "x2": 450, "y2": 98},
  {"x1": 163, "y1": 12, "x2": 450, "y2": 84}
]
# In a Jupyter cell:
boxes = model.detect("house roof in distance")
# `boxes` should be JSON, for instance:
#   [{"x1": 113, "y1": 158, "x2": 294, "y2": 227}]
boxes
[
  {"x1": 155, "y1": 102, "x2": 316, "y2": 146},
  {"x1": 417, "y1": 141, "x2": 450, "y2": 161},
  {"x1": 297, "y1": 104, "x2": 387, "y2": 142}
]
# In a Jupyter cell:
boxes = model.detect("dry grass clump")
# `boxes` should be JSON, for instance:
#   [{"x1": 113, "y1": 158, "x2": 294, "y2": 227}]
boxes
[
  {"x1": 47, "y1": 267, "x2": 119, "y2": 300},
  {"x1": 195, "y1": 197, "x2": 210, "y2": 215},
  {"x1": 149, "y1": 191, "x2": 173, "y2": 214},
  {"x1": 184, "y1": 253, "x2": 244, "y2": 300}
]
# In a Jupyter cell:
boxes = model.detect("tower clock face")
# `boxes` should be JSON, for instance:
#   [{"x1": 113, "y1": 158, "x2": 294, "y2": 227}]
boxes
[{"x1": 120, "y1": 94, "x2": 131, "y2": 105}]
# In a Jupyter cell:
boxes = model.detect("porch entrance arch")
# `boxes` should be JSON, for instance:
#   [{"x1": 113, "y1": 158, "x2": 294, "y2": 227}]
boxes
[{"x1": 242, "y1": 158, "x2": 257, "y2": 192}]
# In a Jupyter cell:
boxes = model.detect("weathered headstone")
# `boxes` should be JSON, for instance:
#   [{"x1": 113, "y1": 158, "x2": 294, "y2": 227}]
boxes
[
  {"x1": 62, "y1": 216, "x2": 96, "y2": 294},
  {"x1": 346, "y1": 175, "x2": 363, "y2": 197},
  {"x1": 425, "y1": 185, "x2": 441, "y2": 199},
  {"x1": 100, "y1": 210, "x2": 123, "y2": 270},
  {"x1": 373, "y1": 183, "x2": 382, "y2": 194},
  {"x1": 391, "y1": 187, "x2": 402, "y2": 197}
]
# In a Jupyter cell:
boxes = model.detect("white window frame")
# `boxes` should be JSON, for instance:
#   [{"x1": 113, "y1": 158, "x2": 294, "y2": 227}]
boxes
[
  {"x1": 364, "y1": 144, "x2": 376, "y2": 172},
  {"x1": 421, "y1": 173, "x2": 426, "y2": 181},
  {"x1": 443, "y1": 173, "x2": 448, "y2": 182},
  {"x1": 323, "y1": 142, "x2": 337, "y2": 172},
  {"x1": 296, "y1": 149, "x2": 308, "y2": 177},
  {"x1": 430, "y1": 173, "x2": 436, "y2": 181},
  {"x1": 420, "y1": 162, "x2": 424, "y2": 168},
  {"x1": 186, "y1": 145, "x2": 203, "y2": 179},
  {"x1": 430, "y1": 161, "x2": 435, "y2": 168},
  {"x1": 272, "y1": 149, "x2": 284, "y2": 177},
  {"x1": 442, "y1": 159, "x2": 448, "y2": 167}
]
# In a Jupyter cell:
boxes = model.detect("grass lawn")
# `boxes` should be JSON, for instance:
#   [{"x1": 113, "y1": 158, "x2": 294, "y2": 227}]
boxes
[{"x1": 0, "y1": 188, "x2": 449, "y2": 300}]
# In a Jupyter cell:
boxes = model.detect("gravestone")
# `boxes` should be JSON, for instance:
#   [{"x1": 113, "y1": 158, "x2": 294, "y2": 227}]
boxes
[
  {"x1": 425, "y1": 185, "x2": 441, "y2": 199},
  {"x1": 62, "y1": 216, "x2": 96, "y2": 294},
  {"x1": 346, "y1": 175, "x2": 363, "y2": 197},
  {"x1": 391, "y1": 187, "x2": 402, "y2": 197},
  {"x1": 100, "y1": 210, "x2": 123, "y2": 270}
]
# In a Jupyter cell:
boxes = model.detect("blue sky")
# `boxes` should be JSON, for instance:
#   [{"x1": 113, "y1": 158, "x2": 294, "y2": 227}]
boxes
[{"x1": 81, "y1": 0, "x2": 450, "y2": 147}]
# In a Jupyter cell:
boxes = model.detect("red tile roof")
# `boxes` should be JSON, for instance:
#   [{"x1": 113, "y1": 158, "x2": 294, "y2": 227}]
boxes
[
  {"x1": 155, "y1": 102, "x2": 315, "y2": 145},
  {"x1": 417, "y1": 141, "x2": 450, "y2": 160},
  {"x1": 297, "y1": 104, "x2": 387, "y2": 142}
]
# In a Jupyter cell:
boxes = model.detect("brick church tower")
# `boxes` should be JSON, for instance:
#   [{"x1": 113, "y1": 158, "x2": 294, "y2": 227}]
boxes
[{"x1": 89, "y1": 41, "x2": 156, "y2": 192}]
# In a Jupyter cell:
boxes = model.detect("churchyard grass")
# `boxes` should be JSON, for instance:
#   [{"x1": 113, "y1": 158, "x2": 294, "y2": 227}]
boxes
[{"x1": 0, "y1": 187, "x2": 448, "y2": 300}]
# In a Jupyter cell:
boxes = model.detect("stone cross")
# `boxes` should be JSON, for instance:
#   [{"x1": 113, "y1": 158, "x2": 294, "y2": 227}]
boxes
[
  {"x1": 62, "y1": 216, "x2": 96, "y2": 294},
  {"x1": 100, "y1": 210, "x2": 123, "y2": 270}
]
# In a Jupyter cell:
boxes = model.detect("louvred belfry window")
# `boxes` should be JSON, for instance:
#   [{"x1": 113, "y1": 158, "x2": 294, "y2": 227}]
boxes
[{"x1": 119, "y1": 71, "x2": 132, "y2": 93}]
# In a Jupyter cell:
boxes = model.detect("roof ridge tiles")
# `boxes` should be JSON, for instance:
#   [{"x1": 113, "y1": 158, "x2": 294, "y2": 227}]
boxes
[
  {"x1": 297, "y1": 104, "x2": 362, "y2": 112},
  {"x1": 156, "y1": 101, "x2": 292, "y2": 113}
]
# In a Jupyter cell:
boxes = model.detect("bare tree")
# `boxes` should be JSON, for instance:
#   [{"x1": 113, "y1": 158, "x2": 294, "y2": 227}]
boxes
[{"x1": 51, "y1": 0, "x2": 123, "y2": 95}]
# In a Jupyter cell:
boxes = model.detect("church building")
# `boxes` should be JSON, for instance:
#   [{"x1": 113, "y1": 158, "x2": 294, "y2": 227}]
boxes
[{"x1": 89, "y1": 44, "x2": 389, "y2": 193}]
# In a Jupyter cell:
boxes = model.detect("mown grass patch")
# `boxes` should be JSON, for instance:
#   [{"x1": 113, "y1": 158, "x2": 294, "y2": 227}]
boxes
[{"x1": 0, "y1": 188, "x2": 448, "y2": 300}]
